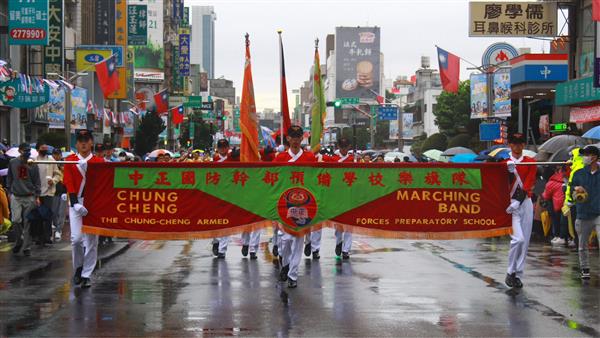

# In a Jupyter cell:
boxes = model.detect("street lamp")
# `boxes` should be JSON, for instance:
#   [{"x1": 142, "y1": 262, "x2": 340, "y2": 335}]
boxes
[{"x1": 47, "y1": 71, "x2": 89, "y2": 151}]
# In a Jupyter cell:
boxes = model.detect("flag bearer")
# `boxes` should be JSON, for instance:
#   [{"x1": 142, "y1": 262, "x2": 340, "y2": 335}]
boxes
[
  {"x1": 274, "y1": 126, "x2": 316, "y2": 288},
  {"x1": 63, "y1": 130, "x2": 104, "y2": 288},
  {"x1": 211, "y1": 139, "x2": 237, "y2": 258},
  {"x1": 504, "y1": 132, "x2": 537, "y2": 288}
]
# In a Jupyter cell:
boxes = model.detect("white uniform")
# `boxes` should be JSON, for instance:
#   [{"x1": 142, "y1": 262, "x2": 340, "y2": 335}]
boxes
[
  {"x1": 506, "y1": 154, "x2": 535, "y2": 278},
  {"x1": 241, "y1": 230, "x2": 261, "y2": 253},
  {"x1": 212, "y1": 154, "x2": 231, "y2": 255},
  {"x1": 335, "y1": 230, "x2": 353, "y2": 253},
  {"x1": 66, "y1": 153, "x2": 99, "y2": 279}
]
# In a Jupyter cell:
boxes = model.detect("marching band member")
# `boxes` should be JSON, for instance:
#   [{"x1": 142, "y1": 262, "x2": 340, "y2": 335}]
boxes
[
  {"x1": 63, "y1": 130, "x2": 104, "y2": 288},
  {"x1": 275, "y1": 126, "x2": 316, "y2": 288},
  {"x1": 503, "y1": 132, "x2": 536, "y2": 289},
  {"x1": 326, "y1": 138, "x2": 355, "y2": 259},
  {"x1": 211, "y1": 139, "x2": 237, "y2": 258}
]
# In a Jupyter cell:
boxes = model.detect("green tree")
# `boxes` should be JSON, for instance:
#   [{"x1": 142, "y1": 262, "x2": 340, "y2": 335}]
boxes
[
  {"x1": 421, "y1": 133, "x2": 448, "y2": 152},
  {"x1": 410, "y1": 132, "x2": 428, "y2": 157},
  {"x1": 447, "y1": 133, "x2": 472, "y2": 148},
  {"x1": 37, "y1": 132, "x2": 67, "y2": 149},
  {"x1": 433, "y1": 80, "x2": 479, "y2": 137},
  {"x1": 134, "y1": 112, "x2": 166, "y2": 156},
  {"x1": 178, "y1": 117, "x2": 215, "y2": 150}
]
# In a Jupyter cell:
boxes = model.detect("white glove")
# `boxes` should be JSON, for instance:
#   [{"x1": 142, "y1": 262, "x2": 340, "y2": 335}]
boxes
[
  {"x1": 61, "y1": 193, "x2": 67, "y2": 201},
  {"x1": 73, "y1": 203, "x2": 88, "y2": 217},
  {"x1": 506, "y1": 161, "x2": 516, "y2": 173},
  {"x1": 505, "y1": 199, "x2": 520, "y2": 214}
]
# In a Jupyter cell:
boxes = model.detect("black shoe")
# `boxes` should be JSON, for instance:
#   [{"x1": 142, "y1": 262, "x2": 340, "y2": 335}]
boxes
[
  {"x1": 73, "y1": 267, "x2": 83, "y2": 285},
  {"x1": 81, "y1": 277, "x2": 92, "y2": 288},
  {"x1": 250, "y1": 252, "x2": 257, "y2": 260},
  {"x1": 12, "y1": 244, "x2": 22, "y2": 254},
  {"x1": 241, "y1": 245, "x2": 249, "y2": 257},
  {"x1": 335, "y1": 242, "x2": 342, "y2": 256},
  {"x1": 342, "y1": 252, "x2": 350, "y2": 260},
  {"x1": 312, "y1": 250, "x2": 320, "y2": 259},
  {"x1": 272, "y1": 245, "x2": 279, "y2": 257},
  {"x1": 505, "y1": 273, "x2": 516, "y2": 288},
  {"x1": 287, "y1": 279, "x2": 297, "y2": 288},
  {"x1": 212, "y1": 242, "x2": 219, "y2": 256},
  {"x1": 217, "y1": 253, "x2": 226, "y2": 259},
  {"x1": 279, "y1": 265, "x2": 289, "y2": 282},
  {"x1": 514, "y1": 276, "x2": 523, "y2": 288},
  {"x1": 581, "y1": 268, "x2": 591, "y2": 279},
  {"x1": 22, "y1": 249, "x2": 31, "y2": 256},
  {"x1": 304, "y1": 242, "x2": 311, "y2": 257}
]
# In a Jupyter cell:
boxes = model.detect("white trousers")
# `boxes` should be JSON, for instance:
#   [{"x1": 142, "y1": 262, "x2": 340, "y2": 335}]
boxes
[
  {"x1": 69, "y1": 199, "x2": 98, "y2": 278},
  {"x1": 241, "y1": 230, "x2": 261, "y2": 253},
  {"x1": 214, "y1": 237, "x2": 229, "y2": 254},
  {"x1": 507, "y1": 198, "x2": 533, "y2": 277},
  {"x1": 335, "y1": 230, "x2": 353, "y2": 253},
  {"x1": 280, "y1": 232, "x2": 304, "y2": 281},
  {"x1": 272, "y1": 222, "x2": 284, "y2": 249},
  {"x1": 305, "y1": 230, "x2": 322, "y2": 252}
]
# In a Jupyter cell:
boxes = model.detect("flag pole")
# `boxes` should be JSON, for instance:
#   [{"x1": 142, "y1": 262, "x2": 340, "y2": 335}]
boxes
[{"x1": 278, "y1": 30, "x2": 284, "y2": 147}]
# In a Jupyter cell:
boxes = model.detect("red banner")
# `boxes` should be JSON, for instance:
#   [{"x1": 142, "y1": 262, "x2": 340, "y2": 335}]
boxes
[{"x1": 82, "y1": 162, "x2": 512, "y2": 240}]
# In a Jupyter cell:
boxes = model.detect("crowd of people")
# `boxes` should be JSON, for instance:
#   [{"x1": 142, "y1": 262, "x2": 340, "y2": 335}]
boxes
[{"x1": 0, "y1": 126, "x2": 598, "y2": 289}]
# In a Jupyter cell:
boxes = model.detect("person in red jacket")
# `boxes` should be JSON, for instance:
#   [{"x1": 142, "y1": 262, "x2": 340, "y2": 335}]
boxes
[
  {"x1": 504, "y1": 132, "x2": 537, "y2": 289},
  {"x1": 275, "y1": 125, "x2": 316, "y2": 288},
  {"x1": 210, "y1": 139, "x2": 238, "y2": 259},
  {"x1": 325, "y1": 138, "x2": 355, "y2": 259},
  {"x1": 542, "y1": 166, "x2": 568, "y2": 245},
  {"x1": 63, "y1": 130, "x2": 104, "y2": 288}
]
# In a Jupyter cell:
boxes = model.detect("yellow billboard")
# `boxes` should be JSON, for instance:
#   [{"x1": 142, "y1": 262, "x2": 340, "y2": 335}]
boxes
[{"x1": 75, "y1": 49, "x2": 112, "y2": 72}]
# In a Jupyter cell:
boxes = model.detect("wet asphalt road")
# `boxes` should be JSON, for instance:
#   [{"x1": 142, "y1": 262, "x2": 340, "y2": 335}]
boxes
[{"x1": 1, "y1": 229, "x2": 599, "y2": 337}]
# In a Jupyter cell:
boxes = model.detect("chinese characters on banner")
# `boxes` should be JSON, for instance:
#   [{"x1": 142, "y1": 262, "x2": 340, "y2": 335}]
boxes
[
  {"x1": 8, "y1": 0, "x2": 49, "y2": 45},
  {"x1": 82, "y1": 163, "x2": 511, "y2": 240},
  {"x1": 179, "y1": 31, "x2": 190, "y2": 76},
  {"x1": 44, "y1": 0, "x2": 62, "y2": 77},
  {"x1": 127, "y1": 4, "x2": 148, "y2": 46},
  {"x1": 469, "y1": 2, "x2": 557, "y2": 37}
]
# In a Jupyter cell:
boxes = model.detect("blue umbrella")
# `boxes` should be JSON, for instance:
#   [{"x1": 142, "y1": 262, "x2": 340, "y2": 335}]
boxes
[
  {"x1": 449, "y1": 153, "x2": 478, "y2": 163},
  {"x1": 582, "y1": 125, "x2": 600, "y2": 140}
]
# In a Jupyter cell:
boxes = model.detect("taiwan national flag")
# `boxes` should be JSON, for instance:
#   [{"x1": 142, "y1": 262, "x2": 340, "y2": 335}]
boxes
[
  {"x1": 95, "y1": 55, "x2": 120, "y2": 98},
  {"x1": 171, "y1": 105, "x2": 184, "y2": 125},
  {"x1": 154, "y1": 89, "x2": 169, "y2": 114},
  {"x1": 437, "y1": 47, "x2": 460, "y2": 93}
]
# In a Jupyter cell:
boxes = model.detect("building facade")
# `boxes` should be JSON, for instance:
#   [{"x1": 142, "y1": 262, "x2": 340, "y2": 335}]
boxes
[{"x1": 190, "y1": 6, "x2": 216, "y2": 79}]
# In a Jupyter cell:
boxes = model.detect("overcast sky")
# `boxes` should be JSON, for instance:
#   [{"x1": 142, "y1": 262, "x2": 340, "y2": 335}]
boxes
[{"x1": 188, "y1": 0, "x2": 563, "y2": 111}]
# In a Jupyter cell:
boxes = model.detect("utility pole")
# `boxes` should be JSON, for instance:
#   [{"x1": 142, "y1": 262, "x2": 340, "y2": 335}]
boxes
[{"x1": 164, "y1": 0, "x2": 176, "y2": 150}]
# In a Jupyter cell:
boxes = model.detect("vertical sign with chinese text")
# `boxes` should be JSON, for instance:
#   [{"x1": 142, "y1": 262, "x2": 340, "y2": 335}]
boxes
[
  {"x1": 127, "y1": 4, "x2": 148, "y2": 46},
  {"x1": 44, "y1": 0, "x2": 62, "y2": 76},
  {"x1": 179, "y1": 30, "x2": 190, "y2": 77},
  {"x1": 8, "y1": 0, "x2": 49, "y2": 45}
]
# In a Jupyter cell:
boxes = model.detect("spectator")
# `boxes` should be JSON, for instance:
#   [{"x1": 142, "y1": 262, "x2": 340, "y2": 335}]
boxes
[
  {"x1": 35, "y1": 142, "x2": 61, "y2": 244},
  {"x1": 542, "y1": 166, "x2": 569, "y2": 246},
  {"x1": 51, "y1": 149, "x2": 66, "y2": 242},
  {"x1": 571, "y1": 145, "x2": 600, "y2": 280},
  {"x1": 6, "y1": 143, "x2": 41, "y2": 256}
]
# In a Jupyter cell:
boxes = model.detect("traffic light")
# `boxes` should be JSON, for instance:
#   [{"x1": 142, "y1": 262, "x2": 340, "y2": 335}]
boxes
[{"x1": 334, "y1": 99, "x2": 342, "y2": 108}]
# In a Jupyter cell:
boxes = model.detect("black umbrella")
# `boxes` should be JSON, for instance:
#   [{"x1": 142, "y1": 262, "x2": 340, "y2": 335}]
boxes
[{"x1": 538, "y1": 135, "x2": 586, "y2": 154}]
